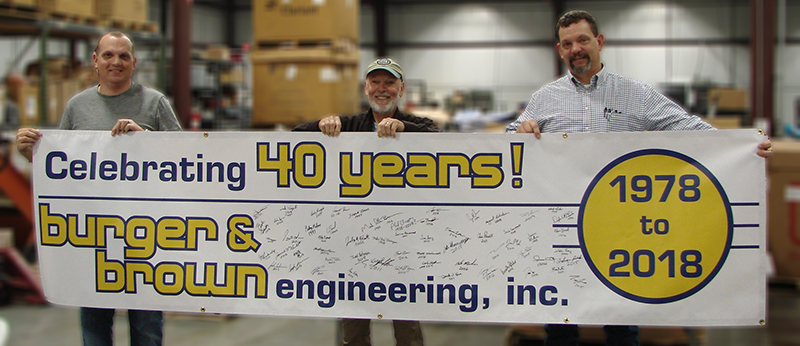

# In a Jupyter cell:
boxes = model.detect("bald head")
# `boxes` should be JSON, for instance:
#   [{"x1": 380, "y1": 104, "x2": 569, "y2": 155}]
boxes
[{"x1": 95, "y1": 31, "x2": 135, "y2": 57}]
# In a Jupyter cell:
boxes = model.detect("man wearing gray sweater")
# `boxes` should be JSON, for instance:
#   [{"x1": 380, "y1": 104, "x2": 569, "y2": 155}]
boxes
[{"x1": 16, "y1": 31, "x2": 180, "y2": 346}]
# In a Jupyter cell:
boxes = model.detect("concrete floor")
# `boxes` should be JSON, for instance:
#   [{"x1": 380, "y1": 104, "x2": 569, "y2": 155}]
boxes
[{"x1": 0, "y1": 284, "x2": 798, "y2": 346}]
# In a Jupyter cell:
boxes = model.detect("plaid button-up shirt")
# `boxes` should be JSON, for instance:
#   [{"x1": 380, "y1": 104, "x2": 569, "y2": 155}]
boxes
[{"x1": 506, "y1": 68, "x2": 714, "y2": 133}]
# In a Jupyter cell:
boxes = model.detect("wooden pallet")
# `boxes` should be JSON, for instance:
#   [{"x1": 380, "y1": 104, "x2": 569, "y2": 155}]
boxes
[
  {"x1": 0, "y1": 0, "x2": 37, "y2": 9},
  {"x1": 107, "y1": 18, "x2": 158, "y2": 33},
  {"x1": 47, "y1": 11, "x2": 98, "y2": 26},
  {"x1": 256, "y1": 37, "x2": 357, "y2": 52},
  {"x1": 0, "y1": 2, "x2": 45, "y2": 20}
]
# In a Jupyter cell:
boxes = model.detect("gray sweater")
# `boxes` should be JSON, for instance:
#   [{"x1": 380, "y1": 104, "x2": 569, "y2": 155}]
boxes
[{"x1": 59, "y1": 83, "x2": 181, "y2": 131}]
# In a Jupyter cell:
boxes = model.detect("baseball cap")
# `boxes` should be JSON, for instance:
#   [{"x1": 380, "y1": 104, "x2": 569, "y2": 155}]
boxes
[{"x1": 365, "y1": 58, "x2": 403, "y2": 79}]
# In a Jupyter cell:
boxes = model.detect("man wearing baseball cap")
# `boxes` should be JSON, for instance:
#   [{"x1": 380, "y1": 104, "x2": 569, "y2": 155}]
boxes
[
  {"x1": 294, "y1": 57, "x2": 438, "y2": 138},
  {"x1": 293, "y1": 58, "x2": 437, "y2": 346}
]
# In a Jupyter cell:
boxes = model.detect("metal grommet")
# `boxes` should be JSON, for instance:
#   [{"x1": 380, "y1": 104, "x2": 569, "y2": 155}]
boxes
[
  {"x1": 564, "y1": 318, "x2": 569, "y2": 323},
  {"x1": 204, "y1": 132, "x2": 209, "y2": 138},
  {"x1": 562, "y1": 133, "x2": 568, "y2": 139},
  {"x1": 200, "y1": 307, "x2": 206, "y2": 313},
  {"x1": 377, "y1": 314, "x2": 384, "y2": 319}
]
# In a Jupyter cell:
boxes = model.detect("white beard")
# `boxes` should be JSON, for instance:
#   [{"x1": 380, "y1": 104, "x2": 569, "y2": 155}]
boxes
[{"x1": 369, "y1": 98, "x2": 398, "y2": 114}]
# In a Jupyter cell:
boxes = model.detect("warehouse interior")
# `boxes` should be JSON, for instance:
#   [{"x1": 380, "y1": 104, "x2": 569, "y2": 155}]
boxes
[{"x1": 1, "y1": 0, "x2": 800, "y2": 345}]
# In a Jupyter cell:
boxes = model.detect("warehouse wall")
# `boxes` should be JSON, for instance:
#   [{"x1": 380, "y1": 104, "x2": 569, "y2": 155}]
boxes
[
  {"x1": 2, "y1": 1, "x2": 799, "y2": 130},
  {"x1": 357, "y1": 1, "x2": 755, "y2": 113},
  {"x1": 150, "y1": 0, "x2": 226, "y2": 44},
  {"x1": 372, "y1": 2, "x2": 555, "y2": 112},
  {"x1": 0, "y1": 40, "x2": 74, "y2": 78},
  {"x1": 778, "y1": 0, "x2": 800, "y2": 130}
]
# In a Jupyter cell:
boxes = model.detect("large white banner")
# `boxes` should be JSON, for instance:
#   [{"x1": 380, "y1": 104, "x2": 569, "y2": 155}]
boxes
[{"x1": 32, "y1": 129, "x2": 767, "y2": 326}]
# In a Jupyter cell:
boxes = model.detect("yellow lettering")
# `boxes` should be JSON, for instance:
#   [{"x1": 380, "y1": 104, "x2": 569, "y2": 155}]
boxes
[
  {"x1": 187, "y1": 218, "x2": 218, "y2": 250},
  {"x1": 294, "y1": 143, "x2": 325, "y2": 187},
  {"x1": 185, "y1": 263, "x2": 237, "y2": 296},
  {"x1": 340, "y1": 153, "x2": 372, "y2": 197},
  {"x1": 227, "y1": 215, "x2": 260, "y2": 252},
  {"x1": 437, "y1": 154, "x2": 470, "y2": 186},
  {"x1": 67, "y1": 215, "x2": 94, "y2": 247},
  {"x1": 257, "y1": 142, "x2": 292, "y2": 186},
  {"x1": 157, "y1": 217, "x2": 186, "y2": 250},
  {"x1": 154, "y1": 263, "x2": 184, "y2": 295},
  {"x1": 185, "y1": 263, "x2": 211, "y2": 295},
  {"x1": 38, "y1": 204, "x2": 70, "y2": 246},
  {"x1": 95, "y1": 250, "x2": 124, "y2": 292},
  {"x1": 91, "y1": 254, "x2": 267, "y2": 298},
  {"x1": 471, "y1": 154, "x2": 503, "y2": 187},
  {"x1": 373, "y1": 153, "x2": 404, "y2": 186},
  {"x1": 236, "y1": 264, "x2": 268, "y2": 298},
  {"x1": 94, "y1": 216, "x2": 125, "y2": 247},
  {"x1": 124, "y1": 261, "x2": 155, "y2": 293},
  {"x1": 406, "y1": 154, "x2": 438, "y2": 187},
  {"x1": 125, "y1": 217, "x2": 156, "y2": 259},
  {"x1": 212, "y1": 264, "x2": 237, "y2": 296}
]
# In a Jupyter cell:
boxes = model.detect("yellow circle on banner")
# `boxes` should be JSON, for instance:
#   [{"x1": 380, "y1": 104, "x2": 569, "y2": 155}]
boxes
[{"x1": 579, "y1": 149, "x2": 732, "y2": 303}]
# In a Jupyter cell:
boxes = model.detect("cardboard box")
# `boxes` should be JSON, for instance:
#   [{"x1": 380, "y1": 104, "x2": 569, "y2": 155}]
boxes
[
  {"x1": 252, "y1": 0, "x2": 359, "y2": 43},
  {"x1": 40, "y1": 0, "x2": 95, "y2": 17},
  {"x1": 768, "y1": 140, "x2": 800, "y2": 278},
  {"x1": 9, "y1": 84, "x2": 40, "y2": 126},
  {"x1": 253, "y1": 37, "x2": 359, "y2": 61},
  {"x1": 71, "y1": 65, "x2": 97, "y2": 90},
  {"x1": 205, "y1": 45, "x2": 230, "y2": 61},
  {"x1": 702, "y1": 116, "x2": 741, "y2": 129},
  {"x1": 1, "y1": 0, "x2": 37, "y2": 7},
  {"x1": 251, "y1": 55, "x2": 360, "y2": 127},
  {"x1": 59, "y1": 78, "x2": 80, "y2": 113},
  {"x1": 25, "y1": 57, "x2": 72, "y2": 79},
  {"x1": 46, "y1": 80, "x2": 59, "y2": 125},
  {"x1": 28, "y1": 76, "x2": 64, "y2": 125},
  {"x1": 708, "y1": 88, "x2": 748, "y2": 112},
  {"x1": 95, "y1": 0, "x2": 147, "y2": 22},
  {"x1": 220, "y1": 66, "x2": 244, "y2": 85},
  {"x1": 52, "y1": 78, "x2": 80, "y2": 125}
]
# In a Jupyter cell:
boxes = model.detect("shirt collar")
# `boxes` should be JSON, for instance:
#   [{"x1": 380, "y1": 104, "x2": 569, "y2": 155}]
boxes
[{"x1": 567, "y1": 65, "x2": 607, "y2": 90}]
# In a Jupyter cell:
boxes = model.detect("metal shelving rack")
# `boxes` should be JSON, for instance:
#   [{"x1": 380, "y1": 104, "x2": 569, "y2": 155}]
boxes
[
  {"x1": 0, "y1": 10, "x2": 163, "y2": 126},
  {"x1": 0, "y1": 7, "x2": 163, "y2": 255}
]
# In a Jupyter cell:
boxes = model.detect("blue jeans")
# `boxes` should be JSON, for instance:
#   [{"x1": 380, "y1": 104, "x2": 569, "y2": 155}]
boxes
[
  {"x1": 342, "y1": 318, "x2": 424, "y2": 346},
  {"x1": 544, "y1": 324, "x2": 639, "y2": 346},
  {"x1": 80, "y1": 307, "x2": 163, "y2": 346}
]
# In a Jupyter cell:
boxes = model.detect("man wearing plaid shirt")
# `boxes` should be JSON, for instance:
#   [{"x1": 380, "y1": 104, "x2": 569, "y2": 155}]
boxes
[{"x1": 506, "y1": 9, "x2": 771, "y2": 346}]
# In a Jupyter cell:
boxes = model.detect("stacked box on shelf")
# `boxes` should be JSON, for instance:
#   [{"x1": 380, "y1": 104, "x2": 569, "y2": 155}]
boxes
[
  {"x1": 205, "y1": 45, "x2": 230, "y2": 61},
  {"x1": 251, "y1": 48, "x2": 360, "y2": 127},
  {"x1": 24, "y1": 57, "x2": 77, "y2": 126},
  {"x1": 39, "y1": 0, "x2": 95, "y2": 18},
  {"x1": 252, "y1": 0, "x2": 358, "y2": 44},
  {"x1": 8, "y1": 84, "x2": 39, "y2": 127},
  {"x1": 17, "y1": 76, "x2": 60, "y2": 126},
  {"x1": 58, "y1": 78, "x2": 80, "y2": 122},
  {"x1": 1, "y1": 0, "x2": 37, "y2": 7},
  {"x1": 768, "y1": 140, "x2": 800, "y2": 279},
  {"x1": 95, "y1": 0, "x2": 149, "y2": 29},
  {"x1": 250, "y1": 0, "x2": 360, "y2": 127}
]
